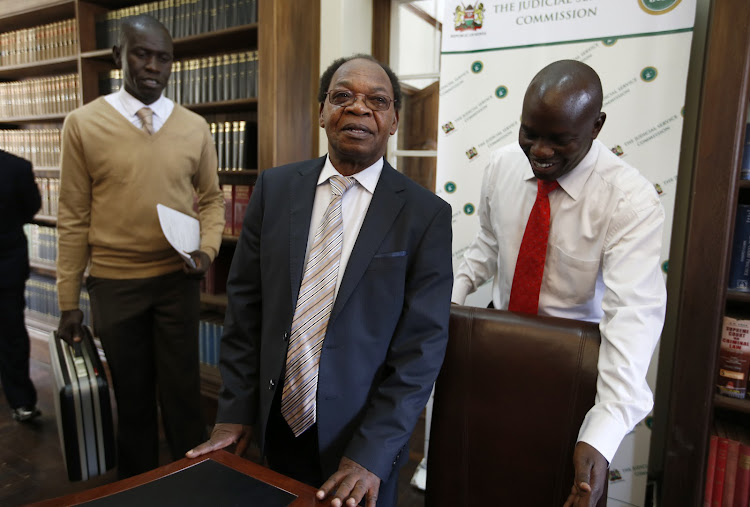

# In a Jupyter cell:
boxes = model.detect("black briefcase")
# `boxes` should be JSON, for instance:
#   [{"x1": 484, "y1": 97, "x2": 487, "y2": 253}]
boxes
[{"x1": 49, "y1": 326, "x2": 116, "y2": 481}]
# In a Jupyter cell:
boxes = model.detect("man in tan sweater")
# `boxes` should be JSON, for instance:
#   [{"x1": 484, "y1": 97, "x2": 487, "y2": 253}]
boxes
[{"x1": 56, "y1": 14, "x2": 224, "y2": 478}]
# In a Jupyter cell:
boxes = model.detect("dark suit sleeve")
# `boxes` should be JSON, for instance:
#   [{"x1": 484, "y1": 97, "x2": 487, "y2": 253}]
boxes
[
  {"x1": 344, "y1": 201, "x2": 453, "y2": 480},
  {"x1": 215, "y1": 170, "x2": 265, "y2": 425},
  {"x1": 18, "y1": 158, "x2": 41, "y2": 223}
]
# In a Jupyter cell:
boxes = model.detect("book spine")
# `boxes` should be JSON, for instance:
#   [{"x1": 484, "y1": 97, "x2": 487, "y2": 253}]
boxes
[
  {"x1": 718, "y1": 316, "x2": 750, "y2": 399},
  {"x1": 223, "y1": 121, "x2": 231, "y2": 173},
  {"x1": 714, "y1": 437, "x2": 730, "y2": 507},
  {"x1": 724, "y1": 439, "x2": 741, "y2": 507},
  {"x1": 233, "y1": 185, "x2": 251, "y2": 236},
  {"x1": 728, "y1": 205, "x2": 750, "y2": 291},
  {"x1": 222, "y1": 184, "x2": 233, "y2": 236},
  {"x1": 216, "y1": 122, "x2": 224, "y2": 172},
  {"x1": 734, "y1": 444, "x2": 750, "y2": 507}
]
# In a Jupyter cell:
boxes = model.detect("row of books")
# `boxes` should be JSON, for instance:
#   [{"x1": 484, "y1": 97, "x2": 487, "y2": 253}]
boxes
[
  {"x1": 24, "y1": 224, "x2": 57, "y2": 265},
  {"x1": 199, "y1": 319, "x2": 224, "y2": 367},
  {"x1": 25, "y1": 273, "x2": 91, "y2": 326},
  {"x1": 221, "y1": 183, "x2": 253, "y2": 237},
  {"x1": 166, "y1": 51, "x2": 258, "y2": 104},
  {"x1": 100, "y1": 51, "x2": 259, "y2": 105},
  {"x1": 0, "y1": 19, "x2": 78, "y2": 67},
  {"x1": 704, "y1": 418, "x2": 750, "y2": 507},
  {"x1": 35, "y1": 177, "x2": 60, "y2": 218},
  {"x1": 96, "y1": 0, "x2": 257, "y2": 48},
  {"x1": 0, "y1": 74, "x2": 79, "y2": 118},
  {"x1": 0, "y1": 128, "x2": 61, "y2": 168},
  {"x1": 210, "y1": 120, "x2": 252, "y2": 172}
]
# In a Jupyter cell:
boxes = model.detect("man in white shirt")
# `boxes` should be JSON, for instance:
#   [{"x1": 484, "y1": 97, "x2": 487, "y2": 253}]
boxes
[{"x1": 453, "y1": 59, "x2": 667, "y2": 506}]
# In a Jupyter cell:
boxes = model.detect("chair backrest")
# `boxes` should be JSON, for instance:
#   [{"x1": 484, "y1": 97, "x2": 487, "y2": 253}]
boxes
[{"x1": 426, "y1": 305, "x2": 606, "y2": 506}]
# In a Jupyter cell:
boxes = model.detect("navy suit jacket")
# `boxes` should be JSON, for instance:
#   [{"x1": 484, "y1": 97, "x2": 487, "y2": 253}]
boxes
[
  {"x1": 216, "y1": 156, "x2": 453, "y2": 481},
  {"x1": 0, "y1": 150, "x2": 41, "y2": 289}
]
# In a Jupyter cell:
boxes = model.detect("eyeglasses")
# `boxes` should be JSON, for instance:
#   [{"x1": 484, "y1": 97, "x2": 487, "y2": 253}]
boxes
[{"x1": 326, "y1": 90, "x2": 395, "y2": 111}]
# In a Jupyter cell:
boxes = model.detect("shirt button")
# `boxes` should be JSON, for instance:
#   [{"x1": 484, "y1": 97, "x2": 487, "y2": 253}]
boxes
[{"x1": 268, "y1": 379, "x2": 275, "y2": 390}]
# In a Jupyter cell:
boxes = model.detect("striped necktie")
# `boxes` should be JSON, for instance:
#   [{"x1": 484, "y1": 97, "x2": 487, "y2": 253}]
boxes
[
  {"x1": 508, "y1": 178, "x2": 559, "y2": 314},
  {"x1": 281, "y1": 174, "x2": 356, "y2": 437},
  {"x1": 136, "y1": 107, "x2": 155, "y2": 135}
]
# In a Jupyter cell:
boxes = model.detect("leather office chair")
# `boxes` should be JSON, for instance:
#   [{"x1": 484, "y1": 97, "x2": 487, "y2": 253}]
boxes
[{"x1": 426, "y1": 305, "x2": 607, "y2": 506}]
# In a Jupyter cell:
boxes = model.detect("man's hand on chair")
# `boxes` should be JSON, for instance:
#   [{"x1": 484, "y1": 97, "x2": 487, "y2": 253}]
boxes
[{"x1": 563, "y1": 441, "x2": 608, "y2": 507}]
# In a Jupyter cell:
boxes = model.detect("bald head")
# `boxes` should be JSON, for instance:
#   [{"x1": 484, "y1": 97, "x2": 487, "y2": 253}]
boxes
[
  {"x1": 518, "y1": 60, "x2": 606, "y2": 181},
  {"x1": 119, "y1": 15, "x2": 172, "y2": 48},
  {"x1": 525, "y1": 60, "x2": 603, "y2": 123}
]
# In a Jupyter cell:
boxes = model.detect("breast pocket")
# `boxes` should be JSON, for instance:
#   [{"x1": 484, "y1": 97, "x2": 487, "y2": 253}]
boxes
[
  {"x1": 545, "y1": 245, "x2": 600, "y2": 306},
  {"x1": 367, "y1": 250, "x2": 408, "y2": 270}
]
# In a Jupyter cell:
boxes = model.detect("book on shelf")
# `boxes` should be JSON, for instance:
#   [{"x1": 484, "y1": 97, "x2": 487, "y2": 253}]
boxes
[
  {"x1": 713, "y1": 425, "x2": 730, "y2": 507},
  {"x1": 199, "y1": 319, "x2": 223, "y2": 367},
  {"x1": 729, "y1": 205, "x2": 750, "y2": 291},
  {"x1": 222, "y1": 184, "x2": 233, "y2": 236},
  {"x1": 34, "y1": 176, "x2": 60, "y2": 219},
  {"x1": 0, "y1": 74, "x2": 80, "y2": 118},
  {"x1": 0, "y1": 19, "x2": 79, "y2": 67},
  {"x1": 705, "y1": 433, "x2": 719, "y2": 507},
  {"x1": 724, "y1": 437, "x2": 741, "y2": 506},
  {"x1": 736, "y1": 443, "x2": 750, "y2": 507},
  {"x1": 25, "y1": 273, "x2": 91, "y2": 326},
  {"x1": 705, "y1": 419, "x2": 750, "y2": 507},
  {"x1": 164, "y1": 50, "x2": 258, "y2": 105},
  {"x1": 233, "y1": 184, "x2": 252, "y2": 236},
  {"x1": 718, "y1": 316, "x2": 750, "y2": 399},
  {"x1": 95, "y1": 0, "x2": 258, "y2": 50},
  {"x1": 209, "y1": 120, "x2": 249, "y2": 172},
  {"x1": 0, "y1": 128, "x2": 62, "y2": 168}
]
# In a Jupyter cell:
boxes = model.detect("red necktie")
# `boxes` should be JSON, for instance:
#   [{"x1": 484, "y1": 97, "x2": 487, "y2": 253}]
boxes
[{"x1": 508, "y1": 179, "x2": 559, "y2": 314}]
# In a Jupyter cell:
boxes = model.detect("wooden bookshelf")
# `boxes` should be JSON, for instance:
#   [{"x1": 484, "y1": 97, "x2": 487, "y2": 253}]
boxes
[
  {"x1": 1, "y1": 0, "x2": 320, "y2": 404},
  {"x1": 0, "y1": 55, "x2": 78, "y2": 79},
  {"x1": 650, "y1": 1, "x2": 750, "y2": 505}
]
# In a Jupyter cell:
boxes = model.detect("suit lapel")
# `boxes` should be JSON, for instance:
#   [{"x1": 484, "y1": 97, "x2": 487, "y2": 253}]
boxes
[
  {"x1": 289, "y1": 157, "x2": 326, "y2": 305},
  {"x1": 330, "y1": 162, "x2": 405, "y2": 323}
]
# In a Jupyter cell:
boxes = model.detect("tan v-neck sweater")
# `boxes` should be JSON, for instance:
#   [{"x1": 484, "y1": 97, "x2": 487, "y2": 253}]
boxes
[{"x1": 57, "y1": 97, "x2": 224, "y2": 310}]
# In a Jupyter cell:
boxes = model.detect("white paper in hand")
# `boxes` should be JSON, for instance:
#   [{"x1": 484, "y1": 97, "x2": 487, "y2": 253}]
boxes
[{"x1": 156, "y1": 204, "x2": 200, "y2": 268}]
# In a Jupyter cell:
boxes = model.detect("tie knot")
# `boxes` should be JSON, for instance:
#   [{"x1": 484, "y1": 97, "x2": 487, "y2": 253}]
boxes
[
  {"x1": 329, "y1": 175, "x2": 356, "y2": 197},
  {"x1": 537, "y1": 179, "x2": 559, "y2": 198},
  {"x1": 136, "y1": 107, "x2": 153, "y2": 121},
  {"x1": 136, "y1": 107, "x2": 154, "y2": 134}
]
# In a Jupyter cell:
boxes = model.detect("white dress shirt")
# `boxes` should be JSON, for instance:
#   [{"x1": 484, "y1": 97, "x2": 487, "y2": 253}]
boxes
[
  {"x1": 453, "y1": 139, "x2": 667, "y2": 462},
  {"x1": 305, "y1": 156, "x2": 382, "y2": 299},
  {"x1": 104, "y1": 88, "x2": 174, "y2": 133}
]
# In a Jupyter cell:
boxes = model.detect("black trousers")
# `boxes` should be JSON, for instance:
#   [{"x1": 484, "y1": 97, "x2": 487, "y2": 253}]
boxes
[
  {"x1": 0, "y1": 283, "x2": 37, "y2": 410},
  {"x1": 87, "y1": 270, "x2": 205, "y2": 478},
  {"x1": 264, "y1": 378, "x2": 400, "y2": 506}
]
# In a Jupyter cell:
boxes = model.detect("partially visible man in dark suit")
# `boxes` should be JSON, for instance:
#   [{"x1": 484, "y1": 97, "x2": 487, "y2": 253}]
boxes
[
  {"x1": 187, "y1": 54, "x2": 453, "y2": 507},
  {"x1": 0, "y1": 149, "x2": 42, "y2": 422}
]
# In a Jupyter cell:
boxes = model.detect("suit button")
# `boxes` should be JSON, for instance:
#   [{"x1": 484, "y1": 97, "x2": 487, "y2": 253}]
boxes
[
  {"x1": 283, "y1": 331, "x2": 289, "y2": 341},
  {"x1": 268, "y1": 379, "x2": 275, "y2": 390}
]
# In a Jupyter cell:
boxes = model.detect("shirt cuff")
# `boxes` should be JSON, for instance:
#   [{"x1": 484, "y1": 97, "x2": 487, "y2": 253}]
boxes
[
  {"x1": 451, "y1": 278, "x2": 473, "y2": 304},
  {"x1": 577, "y1": 410, "x2": 631, "y2": 464}
]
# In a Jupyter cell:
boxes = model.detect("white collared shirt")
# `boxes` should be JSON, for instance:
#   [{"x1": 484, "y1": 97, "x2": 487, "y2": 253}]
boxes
[
  {"x1": 305, "y1": 156, "x2": 383, "y2": 298},
  {"x1": 104, "y1": 88, "x2": 174, "y2": 133},
  {"x1": 453, "y1": 139, "x2": 667, "y2": 462}
]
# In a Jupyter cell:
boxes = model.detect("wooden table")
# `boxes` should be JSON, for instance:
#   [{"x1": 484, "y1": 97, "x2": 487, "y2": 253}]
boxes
[{"x1": 30, "y1": 449, "x2": 330, "y2": 506}]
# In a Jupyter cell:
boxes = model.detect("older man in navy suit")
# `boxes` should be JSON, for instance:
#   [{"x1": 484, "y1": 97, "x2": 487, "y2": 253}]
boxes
[
  {"x1": 187, "y1": 55, "x2": 453, "y2": 507},
  {"x1": 0, "y1": 150, "x2": 42, "y2": 422}
]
